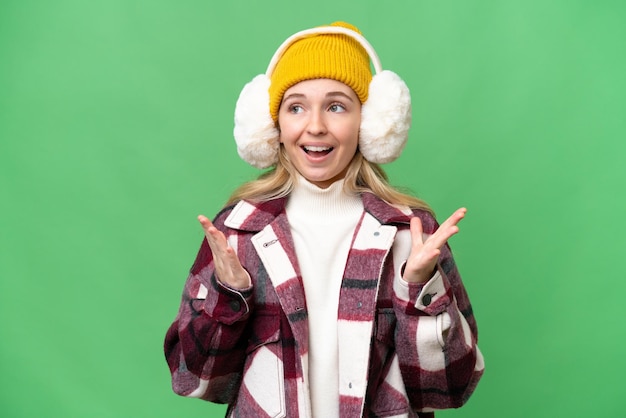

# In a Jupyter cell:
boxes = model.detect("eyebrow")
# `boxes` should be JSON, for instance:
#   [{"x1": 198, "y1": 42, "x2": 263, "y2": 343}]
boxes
[{"x1": 326, "y1": 91, "x2": 355, "y2": 102}]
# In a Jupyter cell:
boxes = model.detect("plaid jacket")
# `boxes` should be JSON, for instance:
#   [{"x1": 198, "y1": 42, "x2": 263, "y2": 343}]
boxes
[{"x1": 164, "y1": 192, "x2": 484, "y2": 417}]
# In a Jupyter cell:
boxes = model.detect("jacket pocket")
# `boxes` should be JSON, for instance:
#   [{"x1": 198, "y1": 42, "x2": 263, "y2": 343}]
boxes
[
  {"x1": 375, "y1": 308, "x2": 397, "y2": 347},
  {"x1": 246, "y1": 310, "x2": 281, "y2": 354},
  {"x1": 369, "y1": 309, "x2": 411, "y2": 416},
  {"x1": 236, "y1": 311, "x2": 286, "y2": 418}
]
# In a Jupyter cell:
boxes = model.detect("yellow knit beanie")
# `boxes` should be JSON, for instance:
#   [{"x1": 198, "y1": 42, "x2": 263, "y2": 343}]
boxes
[{"x1": 268, "y1": 21, "x2": 372, "y2": 121}]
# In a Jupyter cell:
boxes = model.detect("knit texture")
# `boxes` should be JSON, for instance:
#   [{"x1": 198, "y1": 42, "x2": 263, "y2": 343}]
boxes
[{"x1": 269, "y1": 21, "x2": 372, "y2": 121}]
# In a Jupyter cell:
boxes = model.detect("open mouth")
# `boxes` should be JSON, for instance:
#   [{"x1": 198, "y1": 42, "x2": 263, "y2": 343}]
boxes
[{"x1": 302, "y1": 145, "x2": 333, "y2": 156}]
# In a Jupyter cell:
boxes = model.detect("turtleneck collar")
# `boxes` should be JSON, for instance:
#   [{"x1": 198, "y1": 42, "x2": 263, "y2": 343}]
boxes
[{"x1": 286, "y1": 175, "x2": 363, "y2": 222}]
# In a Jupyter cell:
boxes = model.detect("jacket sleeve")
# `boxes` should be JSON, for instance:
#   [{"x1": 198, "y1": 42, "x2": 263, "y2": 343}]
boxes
[
  {"x1": 164, "y1": 226, "x2": 254, "y2": 403},
  {"x1": 392, "y1": 211, "x2": 484, "y2": 411}
]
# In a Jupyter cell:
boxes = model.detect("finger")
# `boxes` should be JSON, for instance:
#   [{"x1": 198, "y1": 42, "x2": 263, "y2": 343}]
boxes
[
  {"x1": 198, "y1": 215, "x2": 215, "y2": 234},
  {"x1": 198, "y1": 215, "x2": 223, "y2": 241},
  {"x1": 196, "y1": 216, "x2": 249, "y2": 288},
  {"x1": 429, "y1": 225, "x2": 459, "y2": 250},
  {"x1": 409, "y1": 217, "x2": 424, "y2": 248},
  {"x1": 224, "y1": 246, "x2": 246, "y2": 272},
  {"x1": 427, "y1": 208, "x2": 467, "y2": 249},
  {"x1": 198, "y1": 215, "x2": 229, "y2": 254},
  {"x1": 198, "y1": 215, "x2": 238, "y2": 275},
  {"x1": 438, "y1": 207, "x2": 466, "y2": 230}
]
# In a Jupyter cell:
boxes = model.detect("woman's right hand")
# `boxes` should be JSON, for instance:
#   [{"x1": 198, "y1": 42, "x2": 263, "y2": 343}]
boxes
[{"x1": 198, "y1": 215, "x2": 251, "y2": 289}]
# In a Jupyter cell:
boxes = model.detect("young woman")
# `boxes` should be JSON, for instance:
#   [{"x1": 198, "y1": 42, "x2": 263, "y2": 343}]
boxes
[{"x1": 164, "y1": 22, "x2": 484, "y2": 418}]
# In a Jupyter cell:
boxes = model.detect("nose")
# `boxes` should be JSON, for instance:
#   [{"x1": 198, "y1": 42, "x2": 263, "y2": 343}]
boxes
[{"x1": 306, "y1": 109, "x2": 327, "y2": 136}]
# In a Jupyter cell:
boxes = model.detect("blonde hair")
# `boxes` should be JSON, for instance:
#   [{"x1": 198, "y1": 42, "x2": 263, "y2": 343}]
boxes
[{"x1": 227, "y1": 146, "x2": 433, "y2": 214}]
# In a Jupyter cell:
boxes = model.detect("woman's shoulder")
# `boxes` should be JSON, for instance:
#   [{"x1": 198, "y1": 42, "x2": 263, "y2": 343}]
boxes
[
  {"x1": 409, "y1": 206, "x2": 440, "y2": 233},
  {"x1": 364, "y1": 192, "x2": 437, "y2": 229},
  {"x1": 212, "y1": 197, "x2": 289, "y2": 232},
  {"x1": 209, "y1": 202, "x2": 239, "y2": 228}
]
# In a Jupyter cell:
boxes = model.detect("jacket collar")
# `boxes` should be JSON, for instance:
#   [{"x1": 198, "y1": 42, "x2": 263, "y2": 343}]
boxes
[
  {"x1": 225, "y1": 192, "x2": 414, "y2": 232},
  {"x1": 361, "y1": 192, "x2": 415, "y2": 225},
  {"x1": 224, "y1": 197, "x2": 288, "y2": 232}
]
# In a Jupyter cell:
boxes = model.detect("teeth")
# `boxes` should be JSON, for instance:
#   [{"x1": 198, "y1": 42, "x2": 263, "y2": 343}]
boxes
[{"x1": 304, "y1": 146, "x2": 331, "y2": 152}]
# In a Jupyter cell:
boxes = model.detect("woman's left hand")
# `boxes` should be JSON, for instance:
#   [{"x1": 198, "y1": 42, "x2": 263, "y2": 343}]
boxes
[{"x1": 403, "y1": 208, "x2": 467, "y2": 283}]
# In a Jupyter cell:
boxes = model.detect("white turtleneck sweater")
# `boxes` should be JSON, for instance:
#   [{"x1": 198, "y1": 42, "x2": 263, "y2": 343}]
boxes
[{"x1": 285, "y1": 176, "x2": 364, "y2": 418}]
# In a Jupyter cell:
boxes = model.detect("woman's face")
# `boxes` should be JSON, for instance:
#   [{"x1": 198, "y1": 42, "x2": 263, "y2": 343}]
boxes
[{"x1": 278, "y1": 78, "x2": 361, "y2": 189}]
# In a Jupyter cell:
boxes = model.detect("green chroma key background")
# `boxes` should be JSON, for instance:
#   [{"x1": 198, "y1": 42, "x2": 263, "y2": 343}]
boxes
[{"x1": 1, "y1": 1, "x2": 624, "y2": 417}]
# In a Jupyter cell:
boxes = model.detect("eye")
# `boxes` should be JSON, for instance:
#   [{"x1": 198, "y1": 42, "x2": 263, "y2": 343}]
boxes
[
  {"x1": 328, "y1": 103, "x2": 346, "y2": 113},
  {"x1": 289, "y1": 104, "x2": 304, "y2": 114}
]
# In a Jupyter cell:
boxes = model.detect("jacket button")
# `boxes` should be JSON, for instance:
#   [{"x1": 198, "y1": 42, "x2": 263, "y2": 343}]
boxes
[
  {"x1": 422, "y1": 294, "x2": 433, "y2": 306},
  {"x1": 229, "y1": 300, "x2": 241, "y2": 312}
]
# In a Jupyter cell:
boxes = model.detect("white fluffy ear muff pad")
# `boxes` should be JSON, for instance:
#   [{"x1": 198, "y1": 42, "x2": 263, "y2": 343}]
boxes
[
  {"x1": 359, "y1": 70, "x2": 412, "y2": 164},
  {"x1": 233, "y1": 74, "x2": 280, "y2": 169}
]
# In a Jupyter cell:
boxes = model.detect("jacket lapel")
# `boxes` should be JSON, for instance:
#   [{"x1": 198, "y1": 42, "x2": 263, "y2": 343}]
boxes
[
  {"x1": 336, "y1": 211, "x2": 398, "y2": 416},
  {"x1": 251, "y1": 218, "x2": 309, "y2": 355},
  {"x1": 226, "y1": 199, "x2": 310, "y2": 357}
]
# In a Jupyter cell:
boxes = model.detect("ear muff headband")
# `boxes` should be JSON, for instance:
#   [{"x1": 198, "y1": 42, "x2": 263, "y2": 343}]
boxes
[
  {"x1": 265, "y1": 26, "x2": 383, "y2": 76},
  {"x1": 233, "y1": 25, "x2": 412, "y2": 169}
]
